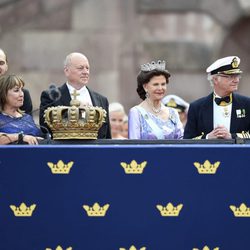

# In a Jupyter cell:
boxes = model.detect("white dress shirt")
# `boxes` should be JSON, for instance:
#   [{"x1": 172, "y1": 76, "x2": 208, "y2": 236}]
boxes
[
  {"x1": 213, "y1": 94, "x2": 232, "y2": 131},
  {"x1": 66, "y1": 83, "x2": 93, "y2": 106}
]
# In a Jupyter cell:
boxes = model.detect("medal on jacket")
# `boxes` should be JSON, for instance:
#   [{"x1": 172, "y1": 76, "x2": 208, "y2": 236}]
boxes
[{"x1": 223, "y1": 106, "x2": 230, "y2": 118}]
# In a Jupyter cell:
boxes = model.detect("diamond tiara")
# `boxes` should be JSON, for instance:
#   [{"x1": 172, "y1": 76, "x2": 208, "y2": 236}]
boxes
[{"x1": 140, "y1": 60, "x2": 166, "y2": 72}]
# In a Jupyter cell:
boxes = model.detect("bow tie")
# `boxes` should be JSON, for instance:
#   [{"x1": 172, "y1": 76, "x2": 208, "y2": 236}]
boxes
[{"x1": 214, "y1": 95, "x2": 231, "y2": 106}]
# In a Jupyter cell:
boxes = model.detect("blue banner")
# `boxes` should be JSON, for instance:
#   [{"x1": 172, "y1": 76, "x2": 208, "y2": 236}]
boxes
[{"x1": 0, "y1": 144, "x2": 249, "y2": 250}]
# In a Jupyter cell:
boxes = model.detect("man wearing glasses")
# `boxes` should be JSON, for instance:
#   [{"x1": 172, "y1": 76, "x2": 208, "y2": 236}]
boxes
[{"x1": 184, "y1": 56, "x2": 250, "y2": 139}]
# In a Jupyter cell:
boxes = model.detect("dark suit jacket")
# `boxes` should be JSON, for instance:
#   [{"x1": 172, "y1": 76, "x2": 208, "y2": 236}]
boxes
[
  {"x1": 39, "y1": 83, "x2": 111, "y2": 139},
  {"x1": 184, "y1": 93, "x2": 250, "y2": 139},
  {"x1": 21, "y1": 88, "x2": 33, "y2": 115}
]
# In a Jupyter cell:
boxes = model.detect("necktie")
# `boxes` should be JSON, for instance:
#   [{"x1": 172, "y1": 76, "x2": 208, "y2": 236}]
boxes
[{"x1": 214, "y1": 96, "x2": 231, "y2": 106}]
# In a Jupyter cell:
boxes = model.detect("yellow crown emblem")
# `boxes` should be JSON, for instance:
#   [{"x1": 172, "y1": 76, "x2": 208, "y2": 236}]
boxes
[
  {"x1": 193, "y1": 246, "x2": 219, "y2": 250},
  {"x1": 45, "y1": 246, "x2": 72, "y2": 250},
  {"x1": 193, "y1": 160, "x2": 220, "y2": 174},
  {"x1": 120, "y1": 160, "x2": 147, "y2": 174},
  {"x1": 10, "y1": 202, "x2": 36, "y2": 217},
  {"x1": 83, "y1": 202, "x2": 110, "y2": 217},
  {"x1": 47, "y1": 160, "x2": 74, "y2": 174},
  {"x1": 156, "y1": 202, "x2": 183, "y2": 217},
  {"x1": 44, "y1": 90, "x2": 106, "y2": 139},
  {"x1": 231, "y1": 57, "x2": 239, "y2": 68},
  {"x1": 230, "y1": 203, "x2": 250, "y2": 217},
  {"x1": 120, "y1": 246, "x2": 146, "y2": 250},
  {"x1": 166, "y1": 98, "x2": 177, "y2": 108}
]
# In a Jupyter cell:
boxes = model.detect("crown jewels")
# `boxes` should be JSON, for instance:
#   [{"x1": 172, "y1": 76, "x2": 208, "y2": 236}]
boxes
[
  {"x1": 140, "y1": 60, "x2": 166, "y2": 72},
  {"x1": 83, "y1": 202, "x2": 110, "y2": 217},
  {"x1": 193, "y1": 160, "x2": 220, "y2": 174},
  {"x1": 193, "y1": 246, "x2": 219, "y2": 250},
  {"x1": 120, "y1": 246, "x2": 146, "y2": 250},
  {"x1": 230, "y1": 203, "x2": 250, "y2": 217},
  {"x1": 156, "y1": 202, "x2": 183, "y2": 217},
  {"x1": 120, "y1": 160, "x2": 147, "y2": 174},
  {"x1": 10, "y1": 202, "x2": 36, "y2": 217},
  {"x1": 47, "y1": 160, "x2": 74, "y2": 174},
  {"x1": 45, "y1": 246, "x2": 72, "y2": 250},
  {"x1": 44, "y1": 90, "x2": 107, "y2": 139}
]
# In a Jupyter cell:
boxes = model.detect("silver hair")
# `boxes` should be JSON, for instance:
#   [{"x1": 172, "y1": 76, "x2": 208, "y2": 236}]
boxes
[
  {"x1": 64, "y1": 54, "x2": 72, "y2": 67},
  {"x1": 63, "y1": 52, "x2": 88, "y2": 67},
  {"x1": 207, "y1": 73, "x2": 216, "y2": 87}
]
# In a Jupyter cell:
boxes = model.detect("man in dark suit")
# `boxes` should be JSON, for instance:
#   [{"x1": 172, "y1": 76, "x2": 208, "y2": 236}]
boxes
[
  {"x1": 184, "y1": 56, "x2": 250, "y2": 139},
  {"x1": 39, "y1": 52, "x2": 111, "y2": 139},
  {"x1": 0, "y1": 48, "x2": 33, "y2": 114}
]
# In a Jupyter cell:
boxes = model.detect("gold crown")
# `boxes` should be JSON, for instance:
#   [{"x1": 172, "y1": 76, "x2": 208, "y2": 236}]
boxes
[
  {"x1": 120, "y1": 246, "x2": 146, "y2": 250},
  {"x1": 230, "y1": 203, "x2": 250, "y2": 217},
  {"x1": 120, "y1": 160, "x2": 147, "y2": 174},
  {"x1": 193, "y1": 246, "x2": 219, "y2": 250},
  {"x1": 83, "y1": 202, "x2": 110, "y2": 217},
  {"x1": 193, "y1": 160, "x2": 220, "y2": 174},
  {"x1": 47, "y1": 160, "x2": 74, "y2": 174},
  {"x1": 156, "y1": 202, "x2": 183, "y2": 217},
  {"x1": 45, "y1": 246, "x2": 72, "y2": 250},
  {"x1": 10, "y1": 202, "x2": 36, "y2": 217},
  {"x1": 44, "y1": 90, "x2": 107, "y2": 139}
]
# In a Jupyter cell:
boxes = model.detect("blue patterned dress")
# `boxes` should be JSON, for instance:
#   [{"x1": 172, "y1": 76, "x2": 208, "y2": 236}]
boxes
[
  {"x1": 128, "y1": 106, "x2": 183, "y2": 139},
  {"x1": 0, "y1": 113, "x2": 41, "y2": 136}
]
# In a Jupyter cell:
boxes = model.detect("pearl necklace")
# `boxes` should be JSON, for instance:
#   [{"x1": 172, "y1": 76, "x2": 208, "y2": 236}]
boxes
[{"x1": 147, "y1": 99, "x2": 163, "y2": 114}]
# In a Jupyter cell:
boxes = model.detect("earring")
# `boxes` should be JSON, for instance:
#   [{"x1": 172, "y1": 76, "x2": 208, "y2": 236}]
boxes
[{"x1": 145, "y1": 91, "x2": 149, "y2": 99}]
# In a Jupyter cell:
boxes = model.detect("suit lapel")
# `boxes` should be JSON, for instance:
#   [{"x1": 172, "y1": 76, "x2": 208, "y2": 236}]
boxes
[
  {"x1": 88, "y1": 88, "x2": 99, "y2": 106},
  {"x1": 59, "y1": 83, "x2": 71, "y2": 106},
  {"x1": 202, "y1": 94, "x2": 214, "y2": 132}
]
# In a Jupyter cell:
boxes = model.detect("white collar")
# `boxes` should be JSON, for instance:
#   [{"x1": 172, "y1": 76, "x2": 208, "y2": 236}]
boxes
[{"x1": 66, "y1": 83, "x2": 88, "y2": 94}]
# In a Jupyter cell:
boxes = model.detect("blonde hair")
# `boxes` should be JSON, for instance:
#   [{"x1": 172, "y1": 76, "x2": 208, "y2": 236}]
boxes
[{"x1": 109, "y1": 102, "x2": 125, "y2": 114}]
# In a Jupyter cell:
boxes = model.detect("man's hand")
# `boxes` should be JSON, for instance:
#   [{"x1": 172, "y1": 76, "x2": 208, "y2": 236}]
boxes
[{"x1": 207, "y1": 125, "x2": 232, "y2": 139}]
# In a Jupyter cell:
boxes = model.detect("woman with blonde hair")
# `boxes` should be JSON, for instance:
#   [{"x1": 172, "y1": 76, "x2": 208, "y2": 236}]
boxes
[{"x1": 109, "y1": 102, "x2": 127, "y2": 139}]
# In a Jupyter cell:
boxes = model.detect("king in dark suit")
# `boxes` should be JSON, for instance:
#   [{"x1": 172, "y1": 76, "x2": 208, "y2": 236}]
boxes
[
  {"x1": 184, "y1": 56, "x2": 250, "y2": 139},
  {"x1": 39, "y1": 52, "x2": 111, "y2": 139}
]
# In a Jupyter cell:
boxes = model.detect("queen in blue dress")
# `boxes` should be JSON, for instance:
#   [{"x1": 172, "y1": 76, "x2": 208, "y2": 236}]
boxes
[
  {"x1": 128, "y1": 60, "x2": 183, "y2": 140},
  {"x1": 0, "y1": 75, "x2": 43, "y2": 145}
]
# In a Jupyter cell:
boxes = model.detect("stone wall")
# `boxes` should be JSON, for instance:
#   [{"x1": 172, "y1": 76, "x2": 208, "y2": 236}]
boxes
[{"x1": 0, "y1": 0, "x2": 249, "y2": 117}]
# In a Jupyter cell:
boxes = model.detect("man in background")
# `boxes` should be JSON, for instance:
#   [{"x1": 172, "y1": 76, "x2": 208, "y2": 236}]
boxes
[
  {"x1": 162, "y1": 94, "x2": 189, "y2": 127},
  {"x1": 0, "y1": 48, "x2": 33, "y2": 114}
]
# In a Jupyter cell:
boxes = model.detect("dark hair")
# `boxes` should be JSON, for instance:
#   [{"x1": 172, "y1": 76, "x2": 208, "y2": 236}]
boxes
[
  {"x1": 0, "y1": 75, "x2": 25, "y2": 111},
  {"x1": 136, "y1": 69, "x2": 171, "y2": 100}
]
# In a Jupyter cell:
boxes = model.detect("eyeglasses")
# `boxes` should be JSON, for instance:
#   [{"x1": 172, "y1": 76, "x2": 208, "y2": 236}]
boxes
[{"x1": 217, "y1": 74, "x2": 242, "y2": 80}]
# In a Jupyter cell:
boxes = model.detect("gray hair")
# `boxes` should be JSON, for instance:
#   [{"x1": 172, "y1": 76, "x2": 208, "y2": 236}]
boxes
[
  {"x1": 63, "y1": 52, "x2": 88, "y2": 67},
  {"x1": 207, "y1": 73, "x2": 216, "y2": 87},
  {"x1": 64, "y1": 54, "x2": 73, "y2": 67}
]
